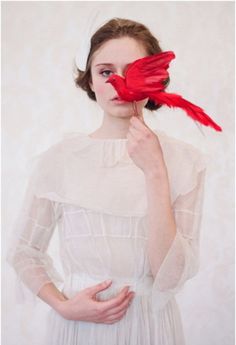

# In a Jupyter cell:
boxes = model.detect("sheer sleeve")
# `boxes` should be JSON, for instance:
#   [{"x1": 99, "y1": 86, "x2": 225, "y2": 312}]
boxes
[
  {"x1": 151, "y1": 160, "x2": 207, "y2": 310},
  {"x1": 6, "y1": 156, "x2": 64, "y2": 303}
]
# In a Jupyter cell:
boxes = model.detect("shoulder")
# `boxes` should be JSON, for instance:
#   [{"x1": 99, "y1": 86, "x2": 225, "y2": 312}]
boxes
[
  {"x1": 152, "y1": 128, "x2": 207, "y2": 169},
  {"x1": 27, "y1": 133, "x2": 83, "y2": 174},
  {"x1": 153, "y1": 128, "x2": 201, "y2": 154},
  {"x1": 33, "y1": 132, "x2": 85, "y2": 160},
  {"x1": 153, "y1": 129, "x2": 208, "y2": 199}
]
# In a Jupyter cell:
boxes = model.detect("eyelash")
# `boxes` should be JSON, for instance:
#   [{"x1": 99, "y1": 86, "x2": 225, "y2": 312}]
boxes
[{"x1": 100, "y1": 70, "x2": 113, "y2": 77}]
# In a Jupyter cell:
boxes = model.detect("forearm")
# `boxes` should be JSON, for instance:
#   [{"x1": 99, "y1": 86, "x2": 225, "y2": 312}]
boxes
[
  {"x1": 37, "y1": 282, "x2": 68, "y2": 310},
  {"x1": 145, "y1": 160, "x2": 177, "y2": 277}
]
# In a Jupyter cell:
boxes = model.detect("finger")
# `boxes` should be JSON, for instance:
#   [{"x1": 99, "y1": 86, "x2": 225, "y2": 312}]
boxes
[
  {"x1": 106, "y1": 293, "x2": 135, "y2": 323},
  {"x1": 105, "y1": 292, "x2": 133, "y2": 317},
  {"x1": 106, "y1": 309, "x2": 128, "y2": 324},
  {"x1": 131, "y1": 102, "x2": 146, "y2": 124},
  {"x1": 128, "y1": 125, "x2": 143, "y2": 141},
  {"x1": 99, "y1": 286, "x2": 130, "y2": 312},
  {"x1": 139, "y1": 116, "x2": 148, "y2": 127},
  {"x1": 136, "y1": 112, "x2": 145, "y2": 123},
  {"x1": 130, "y1": 116, "x2": 148, "y2": 131},
  {"x1": 86, "y1": 280, "x2": 112, "y2": 296},
  {"x1": 105, "y1": 291, "x2": 135, "y2": 316}
]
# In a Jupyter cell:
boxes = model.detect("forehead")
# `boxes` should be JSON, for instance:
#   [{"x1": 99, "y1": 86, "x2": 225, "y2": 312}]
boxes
[{"x1": 91, "y1": 37, "x2": 148, "y2": 67}]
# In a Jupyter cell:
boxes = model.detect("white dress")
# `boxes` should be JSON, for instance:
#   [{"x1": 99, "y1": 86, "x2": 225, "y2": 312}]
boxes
[{"x1": 7, "y1": 128, "x2": 207, "y2": 345}]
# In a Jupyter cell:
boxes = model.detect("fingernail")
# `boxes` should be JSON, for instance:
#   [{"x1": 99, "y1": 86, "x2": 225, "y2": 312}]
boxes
[{"x1": 105, "y1": 279, "x2": 112, "y2": 285}]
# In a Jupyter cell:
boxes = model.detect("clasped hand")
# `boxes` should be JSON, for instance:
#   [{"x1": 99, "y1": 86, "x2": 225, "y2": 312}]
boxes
[{"x1": 55, "y1": 280, "x2": 135, "y2": 324}]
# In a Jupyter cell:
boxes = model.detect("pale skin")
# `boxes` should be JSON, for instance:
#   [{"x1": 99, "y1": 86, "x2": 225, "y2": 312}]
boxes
[{"x1": 38, "y1": 36, "x2": 177, "y2": 324}]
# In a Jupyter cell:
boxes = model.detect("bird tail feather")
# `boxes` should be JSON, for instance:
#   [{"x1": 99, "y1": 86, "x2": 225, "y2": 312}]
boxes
[{"x1": 150, "y1": 92, "x2": 222, "y2": 132}]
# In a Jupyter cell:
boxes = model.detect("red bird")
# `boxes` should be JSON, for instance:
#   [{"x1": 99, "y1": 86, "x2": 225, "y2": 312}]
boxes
[{"x1": 105, "y1": 51, "x2": 222, "y2": 132}]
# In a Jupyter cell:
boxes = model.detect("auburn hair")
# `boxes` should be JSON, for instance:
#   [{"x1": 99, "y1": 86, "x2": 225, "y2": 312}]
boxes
[{"x1": 74, "y1": 17, "x2": 170, "y2": 111}]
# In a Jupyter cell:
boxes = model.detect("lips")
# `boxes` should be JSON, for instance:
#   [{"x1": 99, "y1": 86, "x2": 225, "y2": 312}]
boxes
[{"x1": 112, "y1": 96, "x2": 121, "y2": 101}]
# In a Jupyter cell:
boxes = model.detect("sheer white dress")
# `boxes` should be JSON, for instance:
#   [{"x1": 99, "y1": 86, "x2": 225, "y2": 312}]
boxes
[{"x1": 7, "y1": 128, "x2": 207, "y2": 345}]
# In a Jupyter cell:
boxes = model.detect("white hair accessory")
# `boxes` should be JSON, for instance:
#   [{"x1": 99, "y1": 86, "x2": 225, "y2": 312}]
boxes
[
  {"x1": 75, "y1": 10, "x2": 112, "y2": 71},
  {"x1": 75, "y1": 34, "x2": 91, "y2": 72}
]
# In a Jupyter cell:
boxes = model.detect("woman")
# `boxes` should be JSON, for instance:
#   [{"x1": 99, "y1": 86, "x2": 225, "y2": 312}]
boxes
[{"x1": 7, "y1": 18, "x2": 207, "y2": 344}]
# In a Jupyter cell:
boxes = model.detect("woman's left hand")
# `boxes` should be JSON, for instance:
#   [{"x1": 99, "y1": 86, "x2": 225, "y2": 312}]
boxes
[{"x1": 126, "y1": 115, "x2": 165, "y2": 177}]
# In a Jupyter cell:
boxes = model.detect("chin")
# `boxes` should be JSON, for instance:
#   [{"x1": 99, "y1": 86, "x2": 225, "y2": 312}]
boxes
[
  {"x1": 110, "y1": 108, "x2": 134, "y2": 118},
  {"x1": 103, "y1": 104, "x2": 133, "y2": 117}
]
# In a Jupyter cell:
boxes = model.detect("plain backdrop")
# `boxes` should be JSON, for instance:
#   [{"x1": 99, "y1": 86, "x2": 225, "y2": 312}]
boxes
[{"x1": 2, "y1": 1, "x2": 235, "y2": 345}]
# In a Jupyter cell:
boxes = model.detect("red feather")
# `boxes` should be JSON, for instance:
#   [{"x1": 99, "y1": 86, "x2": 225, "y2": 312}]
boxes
[{"x1": 106, "y1": 51, "x2": 222, "y2": 132}]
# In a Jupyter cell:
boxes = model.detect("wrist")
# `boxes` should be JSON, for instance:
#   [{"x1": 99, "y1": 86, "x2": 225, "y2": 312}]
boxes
[
  {"x1": 51, "y1": 292, "x2": 68, "y2": 311},
  {"x1": 144, "y1": 162, "x2": 168, "y2": 181}
]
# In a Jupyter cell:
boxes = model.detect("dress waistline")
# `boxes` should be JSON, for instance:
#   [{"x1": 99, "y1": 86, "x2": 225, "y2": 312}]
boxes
[{"x1": 62, "y1": 273, "x2": 154, "y2": 298}]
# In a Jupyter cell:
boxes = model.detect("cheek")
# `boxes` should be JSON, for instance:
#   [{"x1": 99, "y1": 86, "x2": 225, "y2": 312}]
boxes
[
  {"x1": 93, "y1": 79, "x2": 108, "y2": 97},
  {"x1": 96, "y1": 86, "x2": 107, "y2": 96}
]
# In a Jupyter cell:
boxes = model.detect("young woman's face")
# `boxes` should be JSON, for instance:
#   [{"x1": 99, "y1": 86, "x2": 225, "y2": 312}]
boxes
[{"x1": 89, "y1": 37, "x2": 149, "y2": 118}]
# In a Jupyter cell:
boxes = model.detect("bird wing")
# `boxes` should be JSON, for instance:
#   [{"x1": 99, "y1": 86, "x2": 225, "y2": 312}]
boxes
[{"x1": 125, "y1": 51, "x2": 175, "y2": 91}]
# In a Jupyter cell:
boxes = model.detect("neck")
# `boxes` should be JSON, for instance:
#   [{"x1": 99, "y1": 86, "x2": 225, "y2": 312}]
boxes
[{"x1": 89, "y1": 110, "x2": 143, "y2": 139}]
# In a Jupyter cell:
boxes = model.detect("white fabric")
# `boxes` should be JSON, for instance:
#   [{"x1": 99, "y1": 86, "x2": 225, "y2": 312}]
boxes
[
  {"x1": 75, "y1": 10, "x2": 112, "y2": 71},
  {"x1": 75, "y1": 9, "x2": 100, "y2": 71},
  {"x1": 7, "y1": 128, "x2": 207, "y2": 344}
]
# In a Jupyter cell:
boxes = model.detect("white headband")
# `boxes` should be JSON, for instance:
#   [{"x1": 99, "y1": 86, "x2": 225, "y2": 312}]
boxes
[
  {"x1": 75, "y1": 35, "x2": 91, "y2": 71},
  {"x1": 75, "y1": 11, "x2": 112, "y2": 71}
]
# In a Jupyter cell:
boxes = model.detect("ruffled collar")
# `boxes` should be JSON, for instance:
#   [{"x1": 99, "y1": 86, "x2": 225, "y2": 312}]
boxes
[
  {"x1": 30, "y1": 128, "x2": 207, "y2": 217},
  {"x1": 62, "y1": 131, "x2": 132, "y2": 168},
  {"x1": 62, "y1": 129, "x2": 166, "y2": 168}
]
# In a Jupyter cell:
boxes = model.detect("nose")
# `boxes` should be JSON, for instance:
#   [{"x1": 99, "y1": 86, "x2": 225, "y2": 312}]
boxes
[{"x1": 116, "y1": 71, "x2": 125, "y2": 78}]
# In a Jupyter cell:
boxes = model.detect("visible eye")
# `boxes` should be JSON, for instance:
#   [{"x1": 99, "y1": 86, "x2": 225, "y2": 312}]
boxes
[{"x1": 100, "y1": 70, "x2": 113, "y2": 77}]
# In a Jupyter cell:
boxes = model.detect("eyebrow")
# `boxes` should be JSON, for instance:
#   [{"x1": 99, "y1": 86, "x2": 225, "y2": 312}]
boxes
[
  {"x1": 95, "y1": 63, "x2": 113, "y2": 67},
  {"x1": 95, "y1": 63, "x2": 131, "y2": 67}
]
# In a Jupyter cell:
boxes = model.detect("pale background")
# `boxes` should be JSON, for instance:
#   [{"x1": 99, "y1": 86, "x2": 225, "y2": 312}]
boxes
[{"x1": 2, "y1": 1, "x2": 234, "y2": 344}]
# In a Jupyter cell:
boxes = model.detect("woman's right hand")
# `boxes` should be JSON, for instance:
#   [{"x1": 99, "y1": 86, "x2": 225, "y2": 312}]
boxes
[{"x1": 55, "y1": 280, "x2": 135, "y2": 324}]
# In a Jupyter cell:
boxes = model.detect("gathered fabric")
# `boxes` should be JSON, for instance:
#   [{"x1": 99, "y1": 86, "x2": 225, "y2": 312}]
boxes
[{"x1": 7, "y1": 128, "x2": 207, "y2": 344}]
